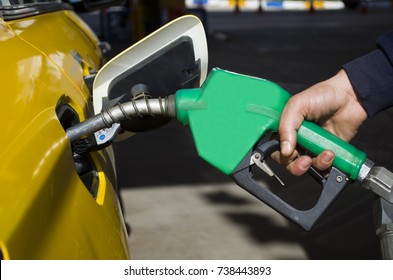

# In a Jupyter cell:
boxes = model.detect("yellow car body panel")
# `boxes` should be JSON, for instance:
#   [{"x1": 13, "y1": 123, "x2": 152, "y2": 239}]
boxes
[
  {"x1": 0, "y1": 8, "x2": 129, "y2": 259},
  {"x1": 7, "y1": 10, "x2": 102, "y2": 92}
]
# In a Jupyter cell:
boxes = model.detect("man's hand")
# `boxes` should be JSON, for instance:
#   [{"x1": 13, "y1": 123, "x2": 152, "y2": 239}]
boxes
[{"x1": 273, "y1": 69, "x2": 368, "y2": 176}]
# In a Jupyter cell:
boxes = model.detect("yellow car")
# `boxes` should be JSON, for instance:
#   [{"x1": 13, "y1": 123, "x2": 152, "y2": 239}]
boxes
[
  {"x1": 0, "y1": 0, "x2": 207, "y2": 259},
  {"x1": 0, "y1": 0, "x2": 129, "y2": 259}
]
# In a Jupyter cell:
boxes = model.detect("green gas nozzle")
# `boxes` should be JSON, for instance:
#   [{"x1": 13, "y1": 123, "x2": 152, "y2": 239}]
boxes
[{"x1": 175, "y1": 68, "x2": 367, "y2": 180}]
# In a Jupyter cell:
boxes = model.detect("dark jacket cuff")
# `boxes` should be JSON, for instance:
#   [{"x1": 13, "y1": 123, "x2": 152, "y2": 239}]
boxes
[{"x1": 343, "y1": 32, "x2": 393, "y2": 117}]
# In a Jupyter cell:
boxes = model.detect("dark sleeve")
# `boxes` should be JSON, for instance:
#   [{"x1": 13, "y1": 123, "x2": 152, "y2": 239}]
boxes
[{"x1": 342, "y1": 31, "x2": 393, "y2": 117}]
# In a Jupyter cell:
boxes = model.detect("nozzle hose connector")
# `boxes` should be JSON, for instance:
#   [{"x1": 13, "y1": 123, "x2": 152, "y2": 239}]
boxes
[{"x1": 66, "y1": 95, "x2": 176, "y2": 143}]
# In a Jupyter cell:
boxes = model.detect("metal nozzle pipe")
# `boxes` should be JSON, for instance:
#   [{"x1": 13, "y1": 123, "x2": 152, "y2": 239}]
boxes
[{"x1": 66, "y1": 95, "x2": 176, "y2": 142}]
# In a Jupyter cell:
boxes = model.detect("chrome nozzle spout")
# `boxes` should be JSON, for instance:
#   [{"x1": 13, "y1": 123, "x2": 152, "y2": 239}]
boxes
[{"x1": 66, "y1": 95, "x2": 176, "y2": 143}]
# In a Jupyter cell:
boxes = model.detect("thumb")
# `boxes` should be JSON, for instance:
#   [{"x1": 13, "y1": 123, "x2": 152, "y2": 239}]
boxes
[
  {"x1": 278, "y1": 97, "x2": 307, "y2": 157},
  {"x1": 278, "y1": 129, "x2": 297, "y2": 157}
]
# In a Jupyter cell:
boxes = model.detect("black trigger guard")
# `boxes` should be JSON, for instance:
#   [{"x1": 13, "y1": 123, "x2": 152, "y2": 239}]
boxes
[
  {"x1": 255, "y1": 139, "x2": 280, "y2": 159},
  {"x1": 231, "y1": 146, "x2": 349, "y2": 231}
]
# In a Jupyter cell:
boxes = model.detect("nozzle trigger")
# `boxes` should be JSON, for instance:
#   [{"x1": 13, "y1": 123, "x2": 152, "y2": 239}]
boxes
[{"x1": 251, "y1": 152, "x2": 285, "y2": 186}]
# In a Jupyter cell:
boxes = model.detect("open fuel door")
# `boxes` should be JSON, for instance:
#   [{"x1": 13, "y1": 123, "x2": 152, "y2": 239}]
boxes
[{"x1": 92, "y1": 15, "x2": 208, "y2": 140}]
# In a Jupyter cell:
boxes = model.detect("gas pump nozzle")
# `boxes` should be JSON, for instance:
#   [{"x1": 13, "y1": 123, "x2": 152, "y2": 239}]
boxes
[{"x1": 66, "y1": 68, "x2": 393, "y2": 231}]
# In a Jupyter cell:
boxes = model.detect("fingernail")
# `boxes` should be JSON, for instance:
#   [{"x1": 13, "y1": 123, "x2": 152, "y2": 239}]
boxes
[
  {"x1": 281, "y1": 140, "x2": 291, "y2": 156},
  {"x1": 301, "y1": 158, "x2": 312, "y2": 170},
  {"x1": 323, "y1": 152, "x2": 334, "y2": 163}
]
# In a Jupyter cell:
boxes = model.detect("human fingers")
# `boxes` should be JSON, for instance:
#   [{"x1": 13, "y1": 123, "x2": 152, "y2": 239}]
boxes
[
  {"x1": 312, "y1": 150, "x2": 335, "y2": 171},
  {"x1": 271, "y1": 151, "x2": 312, "y2": 176},
  {"x1": 278, "y1": 95, "x2": 308, "y2": 157},
  {"x1": 271, "y1": 149, "x2": 335, "y2": 176}
]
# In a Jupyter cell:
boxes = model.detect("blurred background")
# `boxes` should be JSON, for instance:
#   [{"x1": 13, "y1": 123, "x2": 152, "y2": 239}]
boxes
[{"x1": 79, "y1": 1, "x2": 393, "y2": 259}]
